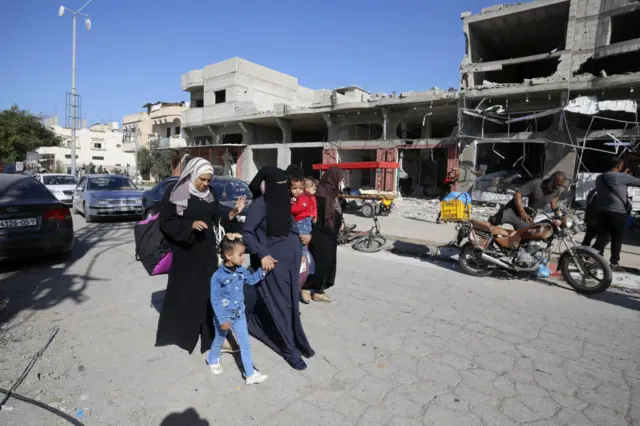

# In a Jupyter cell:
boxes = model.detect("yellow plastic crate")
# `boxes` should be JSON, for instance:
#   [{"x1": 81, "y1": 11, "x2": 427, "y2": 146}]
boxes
[{"x1": 440, "y1": 199, "x2": 472, "y2": 222}]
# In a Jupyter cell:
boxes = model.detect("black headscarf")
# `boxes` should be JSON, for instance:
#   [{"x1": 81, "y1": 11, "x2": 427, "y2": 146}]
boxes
[
  {"x1": 285, "y1": 164, "x2": 304, "y2": 181},
  {"x1": 251, "y1": 167, "x2": 291, "y2": 237},
  {"x1": 317, "y1": 167, "x2": 344, "y2": 228},
  {"x1": 249, "y1": 166, "x2": 280, "y2": 199}
]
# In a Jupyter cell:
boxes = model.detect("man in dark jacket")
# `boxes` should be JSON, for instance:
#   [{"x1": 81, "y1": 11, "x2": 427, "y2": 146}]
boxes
[{"x1": 593, "y1": 157, "x2": 640, "y2": 270}]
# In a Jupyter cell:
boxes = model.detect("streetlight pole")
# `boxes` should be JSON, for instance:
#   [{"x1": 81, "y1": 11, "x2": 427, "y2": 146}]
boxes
[{"x1": 59, "y1": 2, "x2": 93, "y2": 177}]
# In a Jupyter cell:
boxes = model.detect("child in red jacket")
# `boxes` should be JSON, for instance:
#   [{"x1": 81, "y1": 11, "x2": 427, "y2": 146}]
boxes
[{"x1": 290, "y1": 178, "x2": 318, "y2": 258}]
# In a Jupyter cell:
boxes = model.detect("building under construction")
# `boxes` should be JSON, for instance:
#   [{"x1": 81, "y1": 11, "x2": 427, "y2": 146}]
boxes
[{"x1": 458, "y1": 0, "x2": 640, "y2": 197}]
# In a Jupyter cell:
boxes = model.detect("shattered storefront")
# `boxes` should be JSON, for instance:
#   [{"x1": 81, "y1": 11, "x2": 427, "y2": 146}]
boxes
[{"x1": 458, "y1": 94, "x2": 640, "y2": 203}]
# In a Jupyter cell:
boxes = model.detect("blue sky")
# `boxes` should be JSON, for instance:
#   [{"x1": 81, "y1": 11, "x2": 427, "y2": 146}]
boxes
[{"x1": 0, "y1": 0, "x2": 500, "y2": 124}]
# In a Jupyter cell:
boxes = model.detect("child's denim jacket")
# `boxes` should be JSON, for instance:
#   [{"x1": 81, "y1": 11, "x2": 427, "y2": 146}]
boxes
[{"x1": 210, "y1": 265, "x2": 265, "y2": 325}]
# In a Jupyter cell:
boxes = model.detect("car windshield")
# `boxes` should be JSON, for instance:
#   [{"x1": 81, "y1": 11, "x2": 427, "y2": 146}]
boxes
[
  {"x1": 88, "y1": 176, "x2": 137, "y2": 191},
  {"x1": 43, "y1": 175, "x2": 78, "y2": 185},
  {"x1": 211, "y1": 180, "x2": 252, "y2": 202}
]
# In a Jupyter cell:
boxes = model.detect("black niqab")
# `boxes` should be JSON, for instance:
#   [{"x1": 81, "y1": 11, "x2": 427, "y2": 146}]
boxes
[{"x1": 252, "y1": 167, "x2": 291, "y2": 237}]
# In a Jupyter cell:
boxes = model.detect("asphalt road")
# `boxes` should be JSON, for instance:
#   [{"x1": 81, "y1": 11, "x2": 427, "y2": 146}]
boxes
[{"x1": 1, "y1": 214, "x2": 639, "y2": 425}]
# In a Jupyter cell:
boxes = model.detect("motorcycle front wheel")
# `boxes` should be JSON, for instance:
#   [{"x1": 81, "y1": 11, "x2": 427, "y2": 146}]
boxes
[
  {"x1": 560, "y1": 247, "x2": 612, "y2": 294},
  {"x1": 458, "y1": 243, "x2": 494, "y2": 277}
]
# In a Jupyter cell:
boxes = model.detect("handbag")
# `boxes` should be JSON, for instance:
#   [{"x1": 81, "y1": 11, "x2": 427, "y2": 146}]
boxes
[{"x1": 599, "y1": 174, "x2": 632, "y2": 215}]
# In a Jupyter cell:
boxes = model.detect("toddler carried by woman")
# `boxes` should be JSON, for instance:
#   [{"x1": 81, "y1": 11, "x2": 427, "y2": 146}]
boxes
[{"x1": 208, "y1": 233, "x2": 268, "y2": 385}]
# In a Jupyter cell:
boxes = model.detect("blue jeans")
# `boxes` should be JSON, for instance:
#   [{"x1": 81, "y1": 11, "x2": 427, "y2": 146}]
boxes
[
  {"x1": 297, "y1": 218, "x2": 313, "y2": 256},
  {"x1": 207, "y1": 312, "x2": 254, "y2": 377}
]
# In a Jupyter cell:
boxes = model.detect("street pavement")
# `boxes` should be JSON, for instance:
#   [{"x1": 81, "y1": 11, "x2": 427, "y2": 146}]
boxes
[{"x1": 0, "y1": 214, "x2": 639, "y2": 425}]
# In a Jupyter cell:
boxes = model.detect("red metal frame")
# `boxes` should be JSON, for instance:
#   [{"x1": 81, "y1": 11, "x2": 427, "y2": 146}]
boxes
[{"x1": 312, "y1": 161, "x2": 399, "y2": 171}]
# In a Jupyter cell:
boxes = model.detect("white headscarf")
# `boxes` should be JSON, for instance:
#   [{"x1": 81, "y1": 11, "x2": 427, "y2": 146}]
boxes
[{"x1": 169, "y1": 157, "x2": 214, "y2": 216}]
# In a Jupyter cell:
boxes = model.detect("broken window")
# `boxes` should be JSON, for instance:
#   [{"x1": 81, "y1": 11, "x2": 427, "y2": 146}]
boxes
[
  {"x1": 610, "y1": 9, "x2": 640, "y2": 44},
  {"x1": 215, "y1": 90, "x2": 226, "y2": 104},
  {"x1": 577, "y1": 50, "x2": 640, "y2": 76},
  {"x1": 291, "y1": 147, "x2": 323, "y2": 178},
  {"x1": 476, "y1": 142, "x2": 545, "y2": 179},
  {"x1": 467, "y1": 1, "x2": 569, "y2": 63},
  {"x1": 478, "y1": 58, "x2": 560, "y2": 84},
  {"x1": 222, "y1": 133, "x2": 243, "y2": 144},
  {"x1": 343, "y1": 123, "x2": 383, "y2": 140},
  {"x1": 292, "y1": 128, "x2": 328, "y2": 142}
]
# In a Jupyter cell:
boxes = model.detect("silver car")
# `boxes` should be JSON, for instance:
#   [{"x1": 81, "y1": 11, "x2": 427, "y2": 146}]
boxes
[
  {"x1": 72, "y1": 174, "x2": 143, "y2": 222},
  {"x1": 35, "y1": 173, "x2": 78, "y2": 206}
]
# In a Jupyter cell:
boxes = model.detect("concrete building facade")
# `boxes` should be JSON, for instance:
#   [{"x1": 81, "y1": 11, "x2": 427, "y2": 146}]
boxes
[
  {"x1": 122, "y1": 101, "x2": 188, "y2": 152},
  {"x1": 458, "y1": 0, "x2": 640, "y2": 192},
  {"x1": 171, "y1": 57, "x2": 459, "y2": 193},
  {"x1": 38, "y1": 121, "x2": 136, "y2": 174}
]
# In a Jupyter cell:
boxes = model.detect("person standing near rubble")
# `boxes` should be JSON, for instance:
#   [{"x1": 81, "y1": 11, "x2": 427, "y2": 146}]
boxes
[
  {"x1": 593, "y1": 157, "x2": 640, "y2": 271},
  {"x1": 489, "y1": 171, "x2": 567, "y2": 230}
]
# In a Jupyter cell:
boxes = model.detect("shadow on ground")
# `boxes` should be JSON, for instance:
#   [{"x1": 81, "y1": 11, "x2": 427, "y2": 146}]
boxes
[
  {"x1": 0, "y1": 221, "x2": 135, "y2": 329},
  {"x1": 160, "y1": 408, "x2": 209, "y2": 425},
  {"x1": 388, "y1": 241, "x2": 640, "y2": 313}
]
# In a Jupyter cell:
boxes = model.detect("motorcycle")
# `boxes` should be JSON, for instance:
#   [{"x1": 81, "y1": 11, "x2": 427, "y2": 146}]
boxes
[{"x1": 454, "y1": 208, "x2": 613, "y2": 294}]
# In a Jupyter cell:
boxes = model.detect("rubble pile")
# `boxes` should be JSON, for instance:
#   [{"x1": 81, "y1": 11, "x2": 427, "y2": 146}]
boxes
[{"x1": 391, "y1": 196, "x2": 501, "y2": 222}]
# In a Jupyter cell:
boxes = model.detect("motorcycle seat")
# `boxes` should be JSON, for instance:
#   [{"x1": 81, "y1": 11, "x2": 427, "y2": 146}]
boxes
[{"x1": 469, "y1": 219, "x2": 515, "y2": 237}]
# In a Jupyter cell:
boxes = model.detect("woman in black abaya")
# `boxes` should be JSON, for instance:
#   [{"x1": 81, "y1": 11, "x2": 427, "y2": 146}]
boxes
[
  {"x1": 242, "y1": 167, "x2": 314, "y2": 370},
  {"x1": 156, "y1": 157, "x2": 245, "y2": 354},
  {"x1": 303, "y1": 167, "x2": 344, "y2": 302}
]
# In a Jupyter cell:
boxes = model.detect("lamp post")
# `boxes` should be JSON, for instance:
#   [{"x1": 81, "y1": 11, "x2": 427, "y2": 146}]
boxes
[{"x1": 58, "y1": 2, "x2": 93, "y2": 177}]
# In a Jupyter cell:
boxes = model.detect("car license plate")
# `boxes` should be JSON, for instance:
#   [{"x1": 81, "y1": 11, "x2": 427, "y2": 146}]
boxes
[
  {"x1": 115, "y1": 207, "x2": 130, "y2": 213},
  {"x1": 0, "y1": 218, "x2": 37, "y2": 229}
]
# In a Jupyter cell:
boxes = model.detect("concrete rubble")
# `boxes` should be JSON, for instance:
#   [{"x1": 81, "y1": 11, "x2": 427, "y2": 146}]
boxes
[{"x1": 391, "y1": 197, "x2": 501, "y2": 222}]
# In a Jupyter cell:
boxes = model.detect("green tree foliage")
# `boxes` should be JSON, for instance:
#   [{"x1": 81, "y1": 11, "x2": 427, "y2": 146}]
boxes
[
  {"x1": 136, "y1": 146, "x2": 153, "y2": 176},
  {"x1": 151, "y1": 150, "x2": 174, "y2": 180},
  {"x1": 0, "y1": 105, "x2": 61, "y2": 163}
]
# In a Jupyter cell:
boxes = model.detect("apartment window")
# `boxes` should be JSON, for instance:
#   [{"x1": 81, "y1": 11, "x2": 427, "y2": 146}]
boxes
[
  {"x1": 92, "y1": 156, "x2": 104, "y2": 161},
  {"x1": 166, "y1": 127, "x2": 171, "y2": 138},
  {"x1": 610, "y1": 10, "x2": 640, "y2": 44},
  {"x1": 117, "y1": 144, "x2": 122, "y2": 148},
  {"x1": 64, "y1": 154, "x2": 77, "y2": 159},
  {"x1": 214, "y1": 90, "x2": 226, "y2": 104},
  {"x1": 195, "y1": 99, "x2": 204, "y2": 108},
  {"x1": 174, "y1": 126, "x2": 181, "y2": 136},
  {"x1": 116, "y1": 164, "x2": 121, "y2": 167}
]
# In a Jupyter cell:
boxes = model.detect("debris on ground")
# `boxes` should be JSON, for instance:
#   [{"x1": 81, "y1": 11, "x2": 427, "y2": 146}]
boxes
[{"x1": 391, "y1": 196, "x2": 501, "y2": 222}]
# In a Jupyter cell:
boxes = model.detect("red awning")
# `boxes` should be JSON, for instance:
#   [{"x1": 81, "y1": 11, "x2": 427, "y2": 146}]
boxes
[{"x1": 312, "y1": 161, "x2": 400, "y2": 171}]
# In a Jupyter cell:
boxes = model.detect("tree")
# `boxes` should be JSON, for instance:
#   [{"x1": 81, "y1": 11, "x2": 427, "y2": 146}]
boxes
[
  {"x1": 0, "y1": 105, "x2": 61, "y2": 163},
  {"x1": 151, "y1": 150, "x2": 174, "y2": 181},
  {"x1": 136, "y1": 146, "x2": 153, "y2": 179}
]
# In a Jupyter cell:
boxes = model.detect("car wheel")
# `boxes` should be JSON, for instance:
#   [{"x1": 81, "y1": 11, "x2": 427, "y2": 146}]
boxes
[{"x1": 83, "y1": 203, "x2": 94, "y2": 223}]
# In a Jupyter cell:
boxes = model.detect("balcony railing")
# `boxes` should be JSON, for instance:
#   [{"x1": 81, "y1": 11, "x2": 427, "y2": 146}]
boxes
[{"x1": 150, "y1": 136, "x2": 187, "y2": 150}]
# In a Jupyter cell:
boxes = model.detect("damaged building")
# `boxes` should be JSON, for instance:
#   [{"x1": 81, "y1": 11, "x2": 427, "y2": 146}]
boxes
[
  {"x1": 458, "y1": 0, "x2": 640, "y2": 198},
  {"x1": 170, "y1": 57, "x2": 459, "y2": 193}
]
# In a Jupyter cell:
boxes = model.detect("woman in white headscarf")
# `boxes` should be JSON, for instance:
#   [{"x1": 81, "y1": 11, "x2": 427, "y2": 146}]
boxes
[{"x1": 156, "y1": 157, "x2": 246, "y2": 355}]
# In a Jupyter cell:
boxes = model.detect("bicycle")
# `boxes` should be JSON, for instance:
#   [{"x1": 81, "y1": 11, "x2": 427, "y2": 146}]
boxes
[{"x1": 339, "y1": 211, "x2": 387, "y2": 253}]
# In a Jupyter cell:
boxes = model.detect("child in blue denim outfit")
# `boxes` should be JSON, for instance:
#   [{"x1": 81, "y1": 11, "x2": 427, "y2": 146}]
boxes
[{"x1": 207, "y1": 233, "x2": 268, "y2": 385}]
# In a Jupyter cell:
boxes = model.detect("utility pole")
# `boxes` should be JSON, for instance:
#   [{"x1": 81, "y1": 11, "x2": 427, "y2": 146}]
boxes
[{"x1": 59, "y1": 1, "x2": 93, "y2": 176}]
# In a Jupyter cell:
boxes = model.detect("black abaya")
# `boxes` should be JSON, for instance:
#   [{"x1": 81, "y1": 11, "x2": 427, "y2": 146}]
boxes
[
  {"x1": 305, "y1": 196, "x2": 341, "y2": 292},
  {"x1": 242, "y1": 197, "x2": 314, "y2": 366},
  {"x1": 156, "y1": 189, "x2": 231, "y2": 354}
]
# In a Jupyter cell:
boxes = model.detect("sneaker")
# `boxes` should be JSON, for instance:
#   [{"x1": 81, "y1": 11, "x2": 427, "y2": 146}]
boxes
[
  {"x1": 610, "y1": 263, "x2": 625, "y2": 273},
  {"x1": 312, "y1": 292, "x2": 332, "y2": 302},
  {"x1": 301, "y1": 290, "x2": 312, "y2": 304},
  {"x1": 208, "y1": 361, "x2": 223, "y2": 375},
  {"x1": 245, "y1": 371, "x2": 268, "y2": 385}
]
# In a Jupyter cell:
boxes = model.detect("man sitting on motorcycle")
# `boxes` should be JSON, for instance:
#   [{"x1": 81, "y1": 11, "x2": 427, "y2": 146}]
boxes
[{"x1": 489, "y1": 171, "x2": 567, "y2": 230}]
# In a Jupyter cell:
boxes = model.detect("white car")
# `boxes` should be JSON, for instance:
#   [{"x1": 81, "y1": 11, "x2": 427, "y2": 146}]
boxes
[{"x1": 35, "y1": 173, "x2": 78, "y2": 206}]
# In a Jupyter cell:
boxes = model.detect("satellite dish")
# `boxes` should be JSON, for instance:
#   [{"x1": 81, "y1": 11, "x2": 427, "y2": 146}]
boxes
[
  {"x1": 84, "y1": 18, "x2": 91, "y2": 30},
  {"x1": 58, "y1": 5, "x2": 65, "y2": 17}
]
